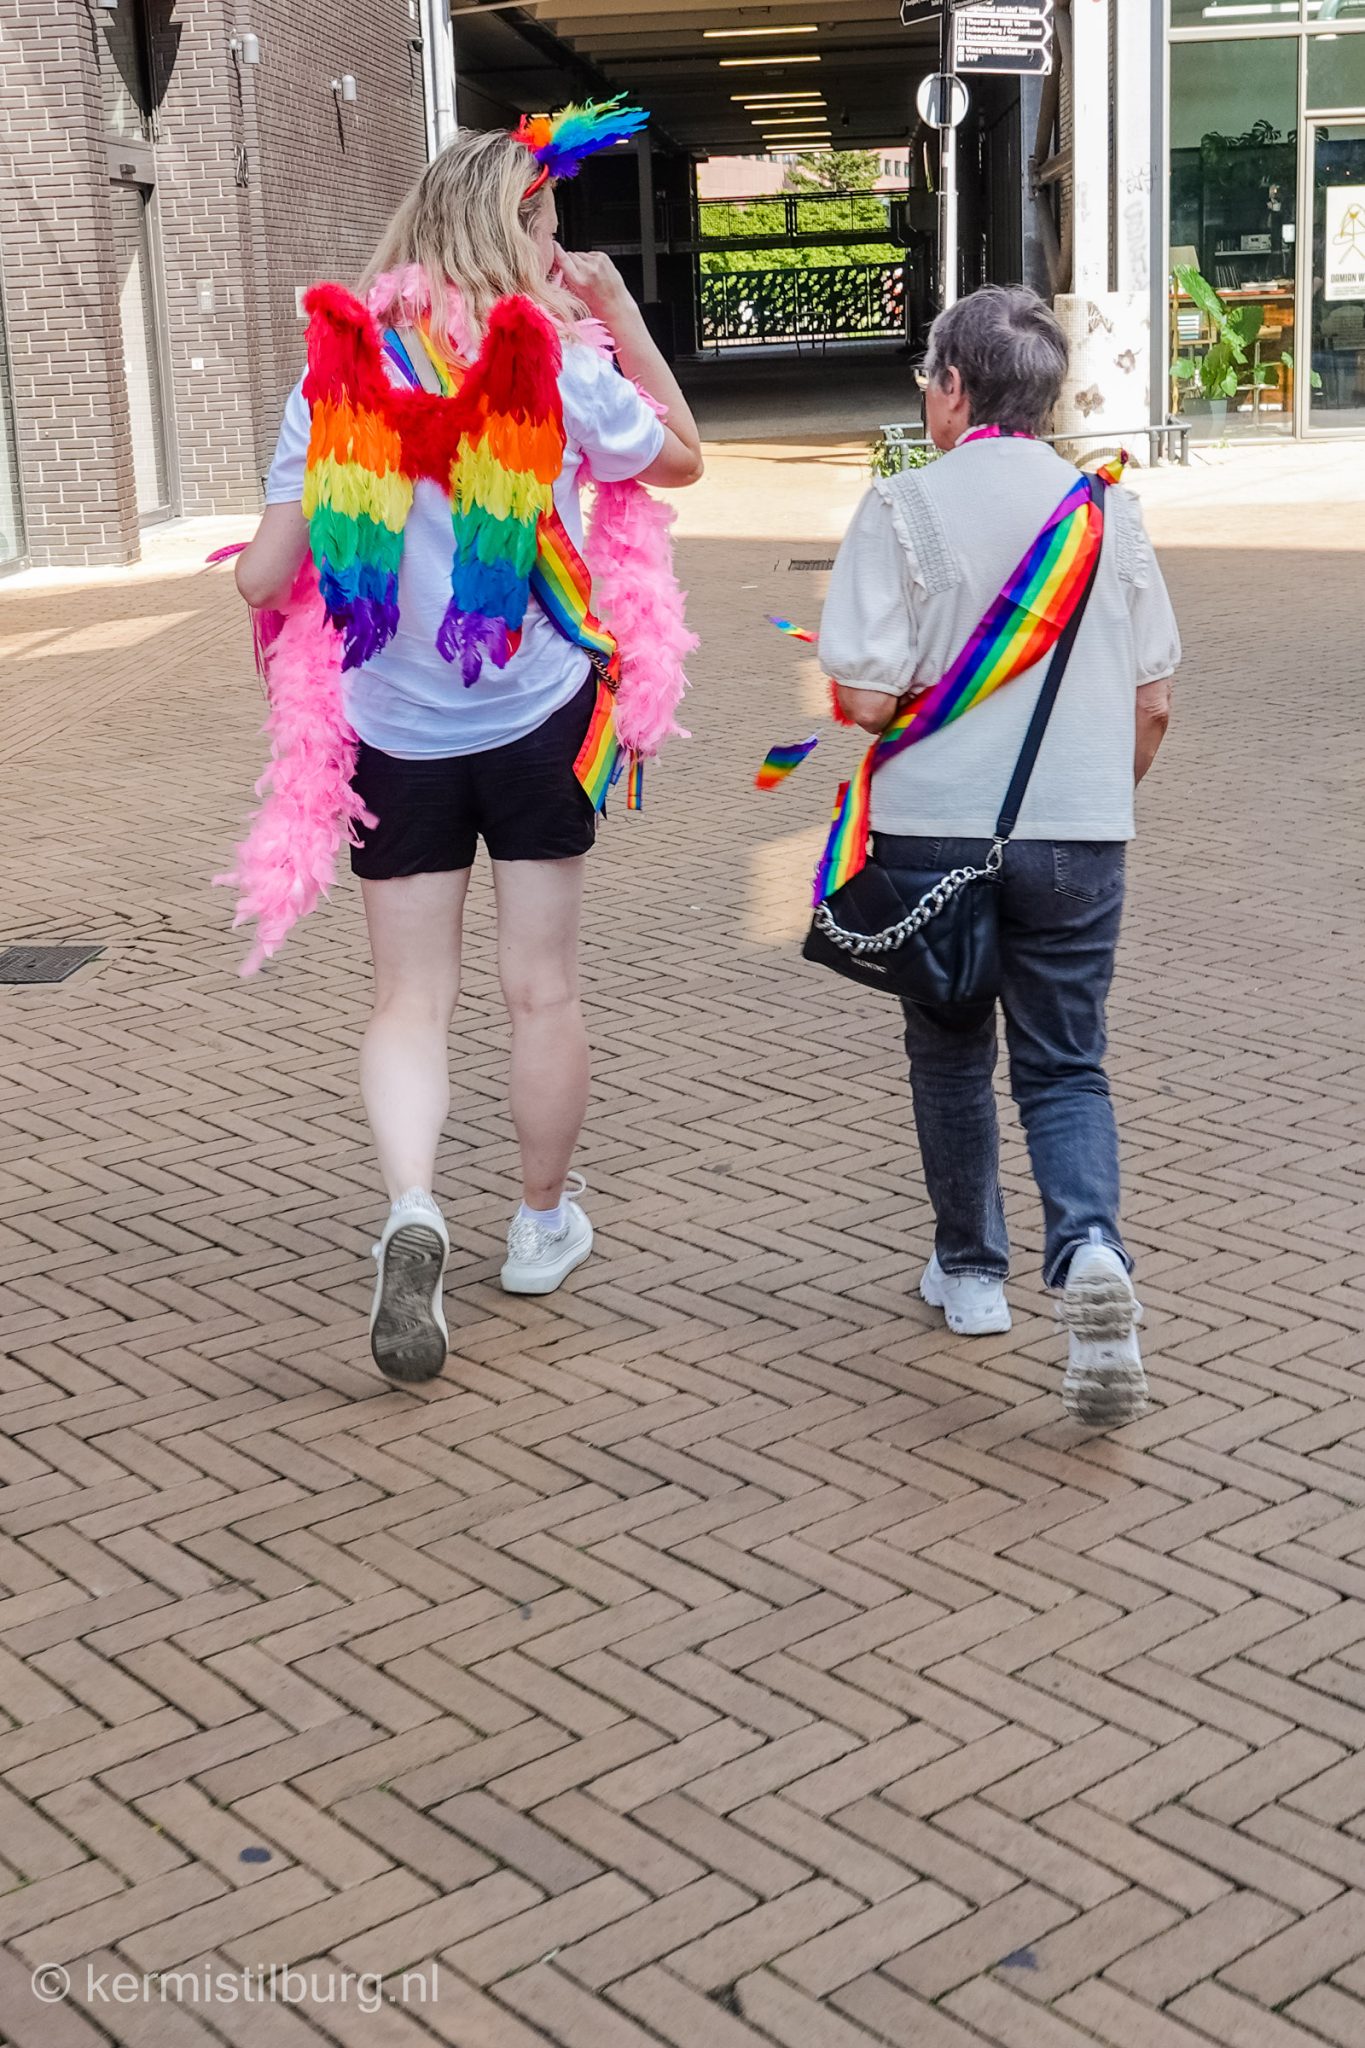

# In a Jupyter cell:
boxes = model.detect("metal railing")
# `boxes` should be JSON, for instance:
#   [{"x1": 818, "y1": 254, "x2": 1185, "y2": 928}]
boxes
[
  {"x1": 697, "y1": 187, "x2": 908, "y2": 252},
  {"x1": 700, "y1": 264, "x2": 909, "y2": 350},
  {"x1": 876, "y1": 420, "x2": 1193, "y2": 469}
]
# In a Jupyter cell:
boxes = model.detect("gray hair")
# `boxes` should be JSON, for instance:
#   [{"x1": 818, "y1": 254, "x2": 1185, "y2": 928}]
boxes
[{"x1": 922, "y1": 285, "x2": 1069, "y2": 436}]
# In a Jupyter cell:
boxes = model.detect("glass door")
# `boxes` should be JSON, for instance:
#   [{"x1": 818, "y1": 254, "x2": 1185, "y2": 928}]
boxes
[
  {"x1": 1306, "y1": 121, "x2": 1365, "y2": 431},
  {"x1": 109, "y1": 181, "x2": 172, "y2": 518}
]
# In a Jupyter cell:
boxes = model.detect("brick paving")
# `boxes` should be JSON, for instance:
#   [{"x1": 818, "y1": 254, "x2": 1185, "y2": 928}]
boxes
[{"x1": 0, "y1": 438, "x2": 1363, "y2": 2046}]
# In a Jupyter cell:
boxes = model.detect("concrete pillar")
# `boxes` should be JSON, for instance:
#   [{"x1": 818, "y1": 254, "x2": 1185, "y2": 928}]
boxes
[
  {"x1": 1070, "y1": 0, "x2": 1110, "y2": 298},
  {"x1": 1114, "y1": 0, "x2": 1154, "y2": 303},
  {"x1": 1055, "y1": 0, "x2": 1152, "y2": 460}
]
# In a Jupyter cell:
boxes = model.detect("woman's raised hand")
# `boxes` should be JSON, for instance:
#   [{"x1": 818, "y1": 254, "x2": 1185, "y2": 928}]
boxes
[{"x1": 552, "y1": 245, "x2": 636, "y2": 326}]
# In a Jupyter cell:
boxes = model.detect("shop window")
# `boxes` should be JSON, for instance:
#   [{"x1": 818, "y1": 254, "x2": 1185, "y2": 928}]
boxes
[
  {"x1": 1169, "y1": 37, "x2": 1298, "y2": 435},
  {"x1": 1171, "y1": 1, "x2": 1298, "y2": 21},
  {"x1": 1307, "y1": 28, "x2": 1365, "y2": 105}
]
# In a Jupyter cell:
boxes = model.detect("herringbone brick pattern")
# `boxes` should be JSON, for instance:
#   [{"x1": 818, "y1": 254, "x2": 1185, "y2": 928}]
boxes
[{"x1": 1, "y1": 445, "x2": 1363, "y2": 2047}]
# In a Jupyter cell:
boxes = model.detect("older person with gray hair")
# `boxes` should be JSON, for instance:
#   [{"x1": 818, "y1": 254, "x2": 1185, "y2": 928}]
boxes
[{"x1": 818, "y1": 284, "x2": 1181, "y2": 1425}]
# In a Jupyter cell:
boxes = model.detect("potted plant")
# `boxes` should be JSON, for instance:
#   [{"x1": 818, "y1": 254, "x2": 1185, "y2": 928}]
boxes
[{"x1": 1171, "y1": 264, "x2": 1274, "y2": 425}]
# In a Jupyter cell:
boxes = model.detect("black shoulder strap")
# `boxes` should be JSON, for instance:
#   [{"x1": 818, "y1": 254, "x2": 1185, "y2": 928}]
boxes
[{"x1": 994, "y1": 475, "x2": 1107, "y2": 845}]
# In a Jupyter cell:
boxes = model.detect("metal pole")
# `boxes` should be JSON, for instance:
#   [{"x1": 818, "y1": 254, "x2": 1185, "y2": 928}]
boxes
[
  {"x1": 938, "y1": 4, "x2": 959, "y2": 308},
  {"x1": 419, "y1": 0, "x2": 458, "y2": 160},
  {"x1": 637, "y1": 132, "x2": 659, "y2": 303}
]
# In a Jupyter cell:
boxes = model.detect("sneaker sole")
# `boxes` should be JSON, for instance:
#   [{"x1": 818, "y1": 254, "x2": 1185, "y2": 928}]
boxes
[
  {"x1": 919, "y1": 1269, "x2": 1013, "y2": 1337},
  {"x1": 500, "y1": 1223, "x2": 594, "y2": 1296},
  {"x1": 370, "y1": 1225, "x2": 448, "y2": 1384},
  {"x1": 1061, "y1": 1268, "x2": 1147, "y2": 1425}
]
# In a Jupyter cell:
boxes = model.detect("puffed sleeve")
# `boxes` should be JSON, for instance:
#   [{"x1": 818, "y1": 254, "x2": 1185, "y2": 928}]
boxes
[
  {"x1": 1111, "y1": 487, "x2": 1183, "y2": 685},
  {"x1": 265, "y1": 379, "x2": 310, "y2": 504},
  {"x1": 817, "y1": 485, "x2": 918, "y2": 696},
  {"x1": 561, "y1": 344, "x2": 666, "y2": 483}
]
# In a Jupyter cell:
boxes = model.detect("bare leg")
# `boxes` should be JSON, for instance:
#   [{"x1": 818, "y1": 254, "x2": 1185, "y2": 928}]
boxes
[
  {"x1": 492, "y1": 858, "x2": 589, "y2": 1210},
  {"x1": 359, "y1": 870, "x2": 469, "y2": 1198}
]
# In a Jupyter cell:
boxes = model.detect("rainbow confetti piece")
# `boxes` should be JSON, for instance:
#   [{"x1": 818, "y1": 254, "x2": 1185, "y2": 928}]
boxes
[
  {"x1": 755, "y1": 736, "x2": 820, "y2": 791},
  {"x1": 769, "y1": 615, "x2": 816, "y2": 644}
]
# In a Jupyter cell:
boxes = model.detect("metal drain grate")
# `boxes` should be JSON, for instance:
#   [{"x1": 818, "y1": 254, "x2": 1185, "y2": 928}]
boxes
[
  {"x1": 788, "y1": 557, "x2": 834, "y2": 572},
  {"x1": 0, "y1": 944, "x2": 103, "y2": 985}
]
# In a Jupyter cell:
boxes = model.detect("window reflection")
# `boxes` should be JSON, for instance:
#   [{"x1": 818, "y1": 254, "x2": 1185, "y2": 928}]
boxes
[{"x1": 98, "y1": 0, "x2": 153, "y2": 141}]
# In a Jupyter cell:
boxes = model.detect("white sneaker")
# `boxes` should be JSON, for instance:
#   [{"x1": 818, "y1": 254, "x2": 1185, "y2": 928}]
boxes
[
  {"x1": 500, "y1": 1174, "x2": 593, "y2": 1296},
  {"x1": 1060, "y1": 1230, "x2": 1147, "y2": 1426},
  {"x1": 920, "y1": 1253, "x2": 1012, "y2": 1336},
  {"x1": 369, "y1": 1189, "x2": 449, "y2": 1384}
]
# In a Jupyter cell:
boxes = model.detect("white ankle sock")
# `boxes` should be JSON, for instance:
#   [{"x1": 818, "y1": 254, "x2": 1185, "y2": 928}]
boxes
[{"x1": 519, "y1": 1200, "x2": 565, "y2": 1233}]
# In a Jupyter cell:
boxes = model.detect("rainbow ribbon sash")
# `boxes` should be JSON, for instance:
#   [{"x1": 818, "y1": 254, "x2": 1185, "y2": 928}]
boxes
[
  {"x1": 531, "y1": 505, "x2": 620, "y2": 672},
  {"x1": 815, "y1": 468, "x2": 1117, "y2": 902}
]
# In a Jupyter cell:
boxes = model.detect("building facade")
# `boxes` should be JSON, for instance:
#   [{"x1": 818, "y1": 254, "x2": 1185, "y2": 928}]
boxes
[
  {"x1": 0, "y1": 0, "x2": 427, "y2": 570},
  {"x1": 1167, "y1": 1, "x2": 1365, "y2": 439},
  {"x1": 5, "y1": 0, "x2": 1361, "y2": 576}
]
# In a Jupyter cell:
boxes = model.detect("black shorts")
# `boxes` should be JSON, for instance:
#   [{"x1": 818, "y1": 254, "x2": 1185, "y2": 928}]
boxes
[{"x1": 350, "y1": 676, "x2": 599, "y2": 879}]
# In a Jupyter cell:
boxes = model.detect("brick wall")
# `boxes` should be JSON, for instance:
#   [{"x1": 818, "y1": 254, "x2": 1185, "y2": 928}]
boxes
[
  {"x1": 0, "y1": 1, "x2": 139, "y2": 566},
  {"x1": 0, "y1": 0, "x2": 425, "y2": 566},
  {"x1": 150, "y1": 0, "x2": 259, "y2": 518},
  {"x1": 248, "y1": 0, "x2": 428, "y2": 477}
]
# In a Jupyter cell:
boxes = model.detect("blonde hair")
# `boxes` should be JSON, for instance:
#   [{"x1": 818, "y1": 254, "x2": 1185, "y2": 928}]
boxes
[{"x1": 363, "y1": 128, "x2": 584, "y2": 342}]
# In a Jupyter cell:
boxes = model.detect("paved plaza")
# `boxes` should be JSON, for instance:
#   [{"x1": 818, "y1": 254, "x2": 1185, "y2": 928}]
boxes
[{"x1": 1, "y1": 429, "x2": 1364, "y2": 2047}]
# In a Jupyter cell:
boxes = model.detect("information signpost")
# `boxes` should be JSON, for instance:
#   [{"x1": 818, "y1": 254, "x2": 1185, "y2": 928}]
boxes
[{"x1": 953, "y1": 1, "x2": 1054, "y2": 76}]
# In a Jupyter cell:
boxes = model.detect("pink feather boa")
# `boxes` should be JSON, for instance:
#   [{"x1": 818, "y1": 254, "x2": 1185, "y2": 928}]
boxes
[
  {"x1": 586, "y1": 479, "x2": 696, "y2": 755},
  {"x1": 215, "y1": 559, "x2": 374, "y2": 976},
  {"x1": 221, "y1": 267, "x2": 693, "y2": 973}
]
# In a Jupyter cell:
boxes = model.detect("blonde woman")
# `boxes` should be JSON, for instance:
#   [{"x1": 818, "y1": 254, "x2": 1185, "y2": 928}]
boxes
[{"x1": 232, "y1": 109, "x2": 702, "y2": 1383}]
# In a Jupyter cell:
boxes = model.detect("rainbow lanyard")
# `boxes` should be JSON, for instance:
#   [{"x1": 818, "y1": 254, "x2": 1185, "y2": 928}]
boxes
[
  {"x1": 816, "y1": 444, "x2": 1124, "y2": 902},
  {"x1": 384, "y1": 326, "x2": 634, "y2": 813}
]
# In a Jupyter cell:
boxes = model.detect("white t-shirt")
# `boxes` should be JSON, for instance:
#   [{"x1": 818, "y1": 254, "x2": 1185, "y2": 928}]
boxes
[
  {"x1": 266, "y1": 340, "x2": 665, "y2": 759},
  {"x1": 817, "y1": 438, "x2": 1182, "y2": 841}
]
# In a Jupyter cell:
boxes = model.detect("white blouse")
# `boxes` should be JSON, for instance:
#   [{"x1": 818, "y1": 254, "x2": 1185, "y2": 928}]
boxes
[{"x1": 818, "y1": 437, "x2": 1182, "y2": 842}]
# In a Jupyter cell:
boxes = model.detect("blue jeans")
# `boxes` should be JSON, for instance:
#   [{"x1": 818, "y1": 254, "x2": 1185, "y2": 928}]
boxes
[{"x1": 876, "y1": 834, "x2": 1131, "y2": 1290}]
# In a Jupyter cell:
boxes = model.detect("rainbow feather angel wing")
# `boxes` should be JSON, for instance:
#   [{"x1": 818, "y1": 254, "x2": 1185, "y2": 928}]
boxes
[
  {"x1": 515, "y1": 97, "x2": 647, "y2": 181},
  {"x1": 438, "y1": 297, "x2": 566, "y2": 685},
  {"x1": 301, "y1": 285, "x2": 413, "y2": 671}
]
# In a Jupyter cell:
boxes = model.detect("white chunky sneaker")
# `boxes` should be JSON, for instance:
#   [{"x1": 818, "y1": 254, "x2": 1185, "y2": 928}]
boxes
[
  {"x1": 369, "y1": 1189, "x2": 449, "y2": 1385},
  {"x1": 1060, "y1": 1230, "x2": 1147, "y2": 1426},
  {"x1": 500, "y1": 1174, "x2": 593, "y2": 1296},
  {"x1": 920, "y1": 1253, "x2": 1013, "y2": 1336}
]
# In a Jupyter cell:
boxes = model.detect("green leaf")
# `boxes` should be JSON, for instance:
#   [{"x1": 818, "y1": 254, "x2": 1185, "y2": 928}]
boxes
[
  {"x1": 1227, "y1": 303, "x2": 1264, "y2": 345},
  {"x1": 1175, "y1": 265, "x2": 1226, "y2": 329},
  {"x1": 1171, "y1": 358, "x2": 1196, "y2": 381},
  {"x1": 1217, "y1": 366, "x2": 1240, "y2": 398}
]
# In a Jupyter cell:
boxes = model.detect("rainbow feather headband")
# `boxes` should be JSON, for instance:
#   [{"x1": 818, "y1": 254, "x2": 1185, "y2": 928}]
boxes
[{"x1": 516, "y1": 97, "x2": 648, "y2": 194}]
